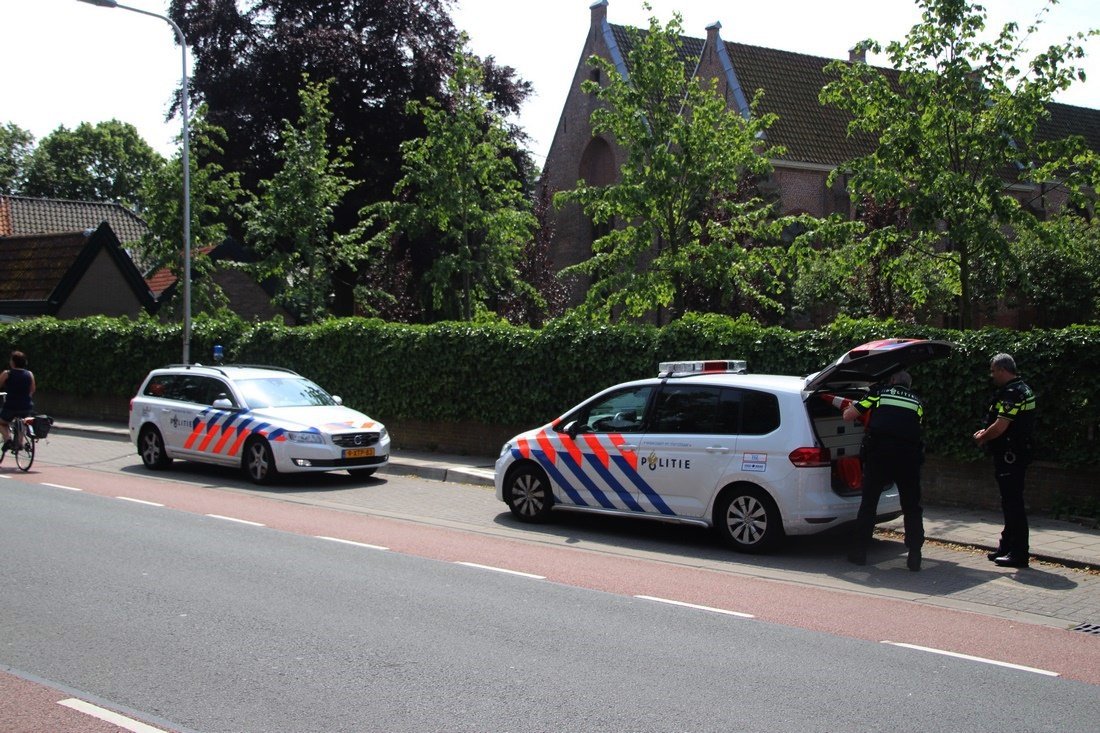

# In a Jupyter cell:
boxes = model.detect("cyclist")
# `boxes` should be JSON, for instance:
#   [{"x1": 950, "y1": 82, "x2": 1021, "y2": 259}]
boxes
[{"x1": 0, "y1": 350, "x2": 36, "y2": 451}]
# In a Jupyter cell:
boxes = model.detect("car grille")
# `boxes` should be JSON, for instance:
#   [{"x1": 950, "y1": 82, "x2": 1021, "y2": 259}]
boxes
[{"x1": 332, "y1": 432, "x2": 381, "y2": 448}]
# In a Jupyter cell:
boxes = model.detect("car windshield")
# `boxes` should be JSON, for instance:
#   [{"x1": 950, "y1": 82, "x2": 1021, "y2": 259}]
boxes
[{"x1": 235, "y1": 377, "x2": 336, "y2": 408}]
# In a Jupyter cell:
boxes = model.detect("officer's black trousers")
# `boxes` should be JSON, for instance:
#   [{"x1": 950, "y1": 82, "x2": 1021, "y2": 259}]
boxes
[
  {"x1": 853, "y1": 439, "x2": 924, "y2": 551},
  {"x1": 994, "y1": 452, "x2": 1030, "y2": 556}
]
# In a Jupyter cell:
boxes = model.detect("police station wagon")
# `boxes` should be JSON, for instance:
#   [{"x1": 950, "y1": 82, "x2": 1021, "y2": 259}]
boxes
[
  {"x1": 129, "y1": 364, "x2": 389, "y2": 484},
  {"x1": 495, "y1": 339, "x2": 952, "y2": 552}
]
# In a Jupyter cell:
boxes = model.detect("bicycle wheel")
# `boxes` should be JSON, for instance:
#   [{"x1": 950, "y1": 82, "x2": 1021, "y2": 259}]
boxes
[{"x1": 14, "y1": 427, "x2": 34, "y2": 472}]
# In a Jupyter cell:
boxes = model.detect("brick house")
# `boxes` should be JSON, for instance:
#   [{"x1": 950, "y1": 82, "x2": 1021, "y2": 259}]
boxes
[
  {"x1": 0, "y1": 194, "x2": 290, "y2": 323},
  {"x1": 541, "y1": 0, "x2": 1100, "y2": 313}
]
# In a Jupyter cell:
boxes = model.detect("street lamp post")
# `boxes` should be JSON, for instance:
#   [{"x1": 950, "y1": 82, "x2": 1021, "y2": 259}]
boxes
[{"x1": 78, "y1": 0, "x2": 192, "y2": 364}]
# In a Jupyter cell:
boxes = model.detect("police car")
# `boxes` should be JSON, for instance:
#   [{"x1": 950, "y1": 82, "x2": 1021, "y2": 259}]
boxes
[
  {"x1": 129, "y1": 364, "x2": 390, "y2": 484},
  {"x1": 495, "y1": 339, "x2": 952, "y2": 552}
]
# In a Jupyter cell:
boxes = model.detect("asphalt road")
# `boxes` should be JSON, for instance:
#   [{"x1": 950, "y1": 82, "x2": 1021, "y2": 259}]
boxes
[{"x1": 1, "y1": 431, "x2": 1098, "y2": 731}]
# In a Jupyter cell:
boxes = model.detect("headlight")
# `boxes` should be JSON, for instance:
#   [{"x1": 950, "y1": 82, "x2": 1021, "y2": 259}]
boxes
[
  {"x1": 380, "y1": 427, "x2": 389, "y2": 441},
  {"x1": 286, "y1": 431, "x2": 324, "y2": 444},
  {"x1": 500, "y1": 442, "x2": 512, "y2": 457}
]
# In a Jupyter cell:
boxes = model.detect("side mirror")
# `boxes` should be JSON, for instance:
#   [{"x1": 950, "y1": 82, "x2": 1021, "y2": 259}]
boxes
[
  {"x1": 332, "y1": 395, "x2": 344, "y2": 406},
  {"x1": 212, "y1": 397, "x2": 234, "y2": 410},
  {"x1": 562, "y1": 420, "x2": 579, "y2": 438}
]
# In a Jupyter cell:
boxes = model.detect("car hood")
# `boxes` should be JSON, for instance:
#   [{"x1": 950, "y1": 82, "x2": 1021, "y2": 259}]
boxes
[
  {"x1": 247, "y1": 405, "x2": 382, "y2": 433},
  {"x1": 804, "y1": 338, "x2": 954, "y2": 393}
]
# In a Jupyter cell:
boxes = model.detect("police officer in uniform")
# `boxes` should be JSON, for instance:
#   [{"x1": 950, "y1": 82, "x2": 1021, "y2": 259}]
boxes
[
  {"x1": 843, "y1": 370, "x2": 926, "y2": 571},
  {"x1": 974, "y1": 353, "x2": 1036, "y2": 568}
]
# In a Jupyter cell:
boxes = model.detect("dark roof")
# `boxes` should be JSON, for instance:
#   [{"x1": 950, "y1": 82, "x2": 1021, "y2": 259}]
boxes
[
  {"x1": 608, "y1": 23, "x2": 1100, "y2": 168},
  {"x1": 0, "y1": 194, "x2": 149, "y2": 244},
  {"x1": 0, "y1": 221, "x2": 156, "y2": 316}
]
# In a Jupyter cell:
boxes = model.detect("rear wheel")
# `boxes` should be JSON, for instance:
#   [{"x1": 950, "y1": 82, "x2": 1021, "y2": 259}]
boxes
[
  {"x1": 714, "y1": 485, "x2": 783, "y2": 553},
  {"x1": 243, "y1": 438, "x2": 278, "y2": 485},
  {"x1": 138, "y1": 425, "x2": 173, "y2": 470},
  {"x1": 503, "y1": 463, "x2": 554, "y2": 522},
  {"x1": 14, "y1": 431, "x2": 34, "y2": 472}
]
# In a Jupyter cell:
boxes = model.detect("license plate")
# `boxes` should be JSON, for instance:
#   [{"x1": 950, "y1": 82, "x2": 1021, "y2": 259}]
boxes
[{"x1": 343, "y1": 447, "x2": 375, "y2": 459}]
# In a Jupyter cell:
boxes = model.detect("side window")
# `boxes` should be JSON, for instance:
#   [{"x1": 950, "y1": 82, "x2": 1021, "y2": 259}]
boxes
[
  {"x1": 652, "y1": 385, "x2": 726, "y2": 434},
  {"x1": 740, "y1": 389, "x2": 780, "y2": 435},
  {"x1": 201, "y1": 378, "x2": 235, "y2": 407},
  {"x1": 143, "y1": 374, "x2": 179, "y2": 399},
  {"x1": 564, "y1": 386, "x2": 653, "y2": 434}
]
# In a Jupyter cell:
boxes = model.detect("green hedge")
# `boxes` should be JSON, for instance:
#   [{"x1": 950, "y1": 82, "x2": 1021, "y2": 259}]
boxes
[{"x1": 2, "y1": 314, "x2": 1097, "y2": 467}]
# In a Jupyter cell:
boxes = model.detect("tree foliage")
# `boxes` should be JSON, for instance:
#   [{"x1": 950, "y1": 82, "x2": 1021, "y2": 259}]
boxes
[
  {"x1": 244, "y1": 77, "x2": 362, "y2": 324},
  {"x1": 820, "y1": 0, "x2": 1099, "y2": 328},
  {"x1": 554, "y1": 12, "x2": 793, "y2": 323},
  {"x1": 365, "y1": 43, "x2": 538, "y2": 322},
  {"x1": 1010, "y1": 213, "x2": 1100, "y2": 326},
  {"x1": 21, "y1": 120, "x2": 164, "y2": 209},
  {"x1": 139, "y1": 105, "x2": 248, "y2": 316},
  {"x1": 0, "y1": 122, "x2": 34, "y2": 195}
]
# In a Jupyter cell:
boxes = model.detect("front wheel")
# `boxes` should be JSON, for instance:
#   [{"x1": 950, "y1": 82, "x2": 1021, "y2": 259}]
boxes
[
  {"x1": 503, "y1": 463, "x2": 554, "y2": 522},
  {"x1": 14, "y1": 435, "x2": 35, "y2": 472},
  {"x1": 714, "y1": 485, "x2": 783, "y2": 553},
  {"x1": 243, "y1": 438, "x2": 278, "y2": 485}
]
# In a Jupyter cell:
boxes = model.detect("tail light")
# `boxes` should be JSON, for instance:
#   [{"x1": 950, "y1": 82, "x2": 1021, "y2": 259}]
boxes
[
  {"x1": 789, "y1": 446, "x2": 830, "y2": 467},
  {"x1": 129, "y1": 398, "x2": 134, "y2": 413}
]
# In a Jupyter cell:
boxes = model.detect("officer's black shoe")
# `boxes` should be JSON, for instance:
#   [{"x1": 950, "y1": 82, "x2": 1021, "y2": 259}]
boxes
[
  {"x1": 907, "y1": 548, "x2": 921, "y2": 572},
  {"x1": 993, "y1": 553, "x2": 1029, "y2": 568},
  {"x1": 986, "y1": 548, "x2": 1006, "y2": 561},
  {"x1": 847, "y1": 547, "x2": 867, "y2": 566}
]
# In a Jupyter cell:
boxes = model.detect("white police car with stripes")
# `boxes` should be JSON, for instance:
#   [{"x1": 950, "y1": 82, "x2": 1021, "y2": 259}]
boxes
[
  {"x1": 129, "y1": 364, "x2": 389, "y2": 484},
  {"x1": 495, "y1": 339, "x2": 952, "y2": 552}
]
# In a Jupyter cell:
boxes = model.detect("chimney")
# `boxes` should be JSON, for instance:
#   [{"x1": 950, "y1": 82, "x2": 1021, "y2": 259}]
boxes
[
  {"x1": 706, "y1": 21, "x2": 722, "y2": 48},
  {"x1": 591, "y1": 0, "x2": 608, "y2": 26},
  {"x1": 849, "y1": 46, "x2": 866, "y2": 63}
]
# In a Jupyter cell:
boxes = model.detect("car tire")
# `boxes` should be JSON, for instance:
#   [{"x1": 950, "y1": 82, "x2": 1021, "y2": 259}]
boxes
[
  {"x1": 348, "y1": 467, "x2": 377, "y2": 479},
  {"x1": 138, "y1": 425, "x2": 172, "y2": 470},
  {"x1": 243, "y1": 437, "x2": 278, "y2": 485},
  {"x1": 714, "y1": 484, "x2": 784, "y2": 553},
  {"x1": 503, "y1": 463, "x2": 554, "y2": 522}
]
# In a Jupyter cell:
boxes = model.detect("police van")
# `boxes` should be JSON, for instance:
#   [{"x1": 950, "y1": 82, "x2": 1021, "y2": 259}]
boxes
[{"x1": 494, "y1": 339, "x2": 952, "y2": 552}]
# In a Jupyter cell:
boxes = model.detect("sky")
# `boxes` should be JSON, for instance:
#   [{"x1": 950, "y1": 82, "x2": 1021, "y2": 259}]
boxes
[{"x1": 2, "y1": 0, "x2": 1098, "y2": 165}]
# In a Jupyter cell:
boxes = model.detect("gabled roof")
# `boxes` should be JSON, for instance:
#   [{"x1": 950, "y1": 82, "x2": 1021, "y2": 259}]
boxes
[
  {"x1": 606, "y1": 23, "x2": 1100, "y2": 169},
  {"x1": 0, "y1": 221, "x2": 156, "y2": 316},
  {"x1": 0, "y1": 194, "x2": 149, "y2": 243}
]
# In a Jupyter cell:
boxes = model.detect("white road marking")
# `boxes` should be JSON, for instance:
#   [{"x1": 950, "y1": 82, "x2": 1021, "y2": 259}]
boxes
[
  {"x1": 634, "y1": 595, "x2": 755, "y2": 618},
  {"x1": 316, "y1": 536, "x2": 389, "y2": 551},
  {"x1": 57, "y1": 698, "x2": 167, "y2": 733},
  {"x1": 116, "y1": 497, "x2": 165, "y2": 507},
  {"x1": 455, "y1": 562, "x2": 546, "y2": 579},
  {"x1": 882, "y1": 641, "x2": 1059, "y2": 677},
  {"x1": 205, "y1": 514, "x2": 265, "y2": 527},
  {"x1": 42, "y1": 482, "x2": 82, "y2": 491}
]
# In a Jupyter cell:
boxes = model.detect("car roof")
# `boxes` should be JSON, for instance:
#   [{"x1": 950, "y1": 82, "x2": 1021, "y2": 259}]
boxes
[{"x1": 149, "y1": 364, "x2": 302, "y2": 381}]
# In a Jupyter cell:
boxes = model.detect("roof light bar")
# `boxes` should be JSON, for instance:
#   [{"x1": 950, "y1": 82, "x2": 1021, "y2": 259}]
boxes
[{"x1": 658, "y1": 360, "x2": 748, "y2": 378}]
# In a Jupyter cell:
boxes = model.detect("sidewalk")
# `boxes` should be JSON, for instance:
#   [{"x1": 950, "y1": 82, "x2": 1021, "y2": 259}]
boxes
[{"x1": 54, "y1": 419, "x2": 1100, "y2": 570}]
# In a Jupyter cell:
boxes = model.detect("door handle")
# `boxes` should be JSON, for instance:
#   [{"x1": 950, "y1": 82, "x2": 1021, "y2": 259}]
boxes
[
  {"x1": 705, "y1": 446, "x2": 731, "y2": 453},
  {"x1": 619, "y1": 444, "x2": 638, "y2": 451}
]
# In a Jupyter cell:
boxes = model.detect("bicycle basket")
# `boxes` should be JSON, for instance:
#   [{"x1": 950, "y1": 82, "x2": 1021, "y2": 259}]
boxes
[{"x1": 30, "y1": 415, "x2": 53, "y2": 438}]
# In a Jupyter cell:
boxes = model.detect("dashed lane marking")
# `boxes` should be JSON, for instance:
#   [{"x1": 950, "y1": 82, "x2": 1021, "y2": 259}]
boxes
[
  {"x1": 116, "y1": 496, "x2": 165, "y2": 507},
  {"x1": 882, "y1": 642, "x2": 1059, "y2": 677},
  {"x1": 635, "y1": 595, "x2": 755, "y2": 618},
  {"x1": 205, "y1": 514, "x2": 265, "y2": 527},
  {"x1": 455, "y1": 562, "x2": 546, "y2": 580},
  {"x1": 58, "y1": 698, "x2": 168, "y2": 733},
  {"x1": 316, "y1": 536, "x2": 390, "y2": 551},
  {"x1": 42, "y1": 482, "x2": 82, "y2": 491}
]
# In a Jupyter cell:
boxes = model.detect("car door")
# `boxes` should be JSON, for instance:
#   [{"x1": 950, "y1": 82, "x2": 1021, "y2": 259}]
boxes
[
  {"x1": 549, "y1": 384, "x2": 654, "y2": 513},
  {"x1": 635, "y1": 384, "x2": 739, "y2": 518},
  {"x1": 182, "y1": 377, "x2": 240, "y2": 464}
]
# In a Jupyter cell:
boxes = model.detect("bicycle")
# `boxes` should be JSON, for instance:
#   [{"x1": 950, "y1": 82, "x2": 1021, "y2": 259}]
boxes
[{"x1": 0, "y1": 392, "x2": 48, "y2": 472}]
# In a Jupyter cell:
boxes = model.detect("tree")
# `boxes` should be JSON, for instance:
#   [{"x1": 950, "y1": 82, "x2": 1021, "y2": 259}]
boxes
[
  {"x1": 244, "y1": 77, "x2": 362, "y2": 324},
  {"x1": 1011, "y1": 213, "x2": 1100, "y2": 326},
  {"x1": 820, "y1": 0, "x2": 1099, "y2": 328},
  {"x1": 21, "y1": 120, "x2": 164, "y2": 208},
  {"x1": 553, "y1": 12, "x2": 790, "y2": 324},
  {"x1": 169, "y1": 1, "x2": 532, "y2": 223},
  {"x1": 365, "y1": 43, "x2": 537, "y2": 322},
  {"x1": 0, "y1": 122, "x2": 34, "y2": 195},
  {"x1": 139, "y1": 105, "x2": 248, "y2": 316}
]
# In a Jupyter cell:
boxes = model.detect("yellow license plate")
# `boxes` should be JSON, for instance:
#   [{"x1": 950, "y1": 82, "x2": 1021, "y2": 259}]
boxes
[{"x1": 343, "y1": 447, "x2": 375, "y2": 459}]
